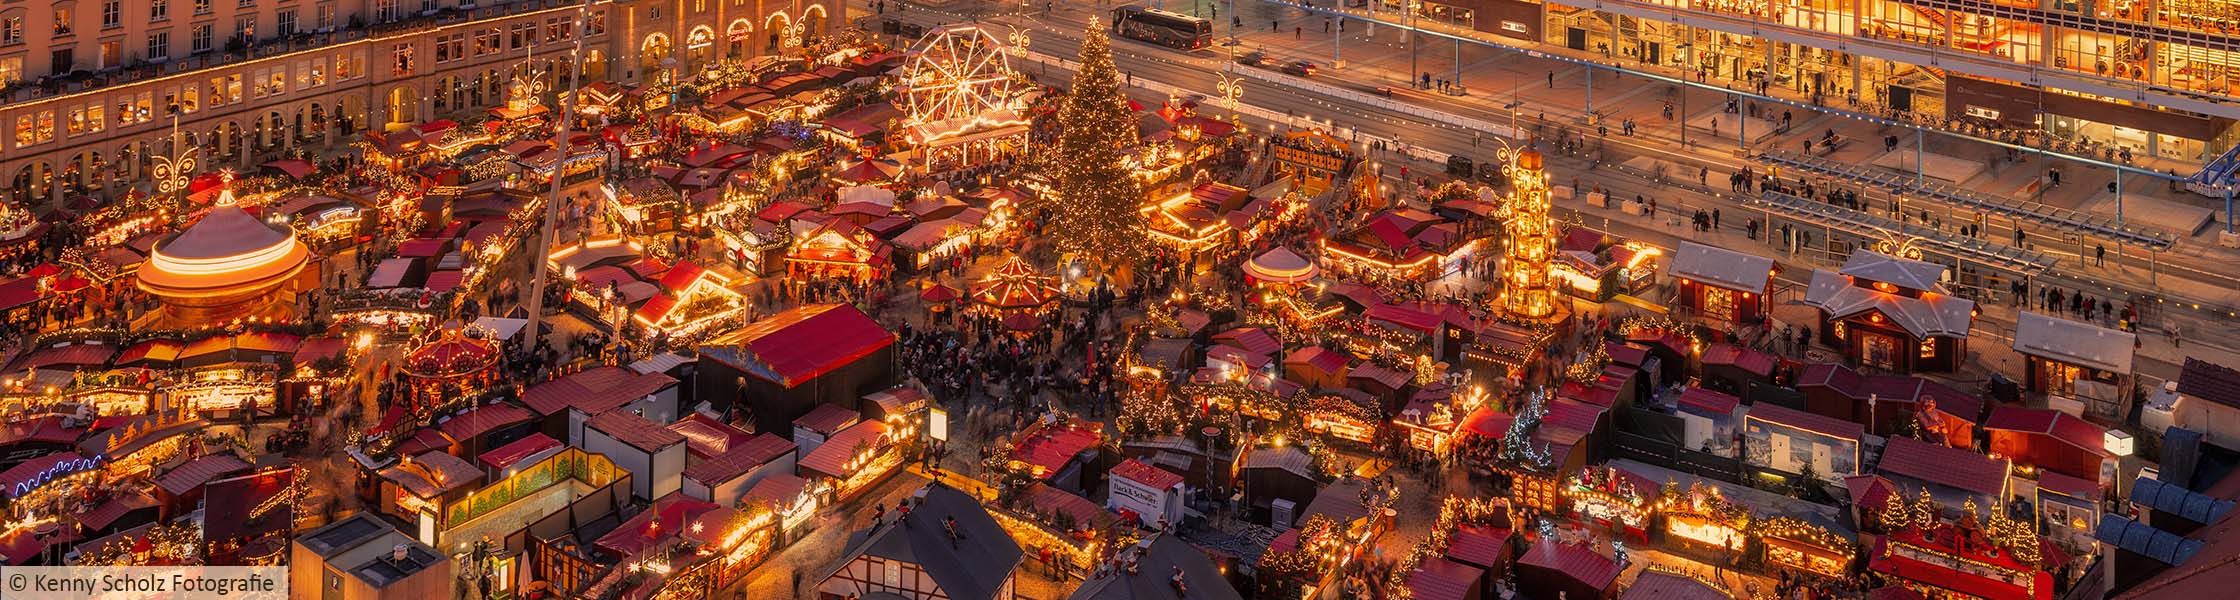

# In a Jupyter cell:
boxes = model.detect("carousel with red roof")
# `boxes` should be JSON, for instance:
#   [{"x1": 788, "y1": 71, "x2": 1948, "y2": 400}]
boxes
[
  {"x1": 397, "y1": 322, "x2": 502, "y2": 420},
  {"x1": 970, "y1": 256, "x2": 1061, "y2": 331}
]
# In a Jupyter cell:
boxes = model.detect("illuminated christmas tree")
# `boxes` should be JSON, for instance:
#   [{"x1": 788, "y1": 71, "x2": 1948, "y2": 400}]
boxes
[{"x1": 1048, "y1": 17, "x2": 1148, "y2": 272}]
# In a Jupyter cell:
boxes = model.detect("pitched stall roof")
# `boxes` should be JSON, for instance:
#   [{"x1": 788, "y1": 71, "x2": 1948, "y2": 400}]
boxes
[
  {"x1": 586, "y1": 412, "x2": 687, "y2": 453},
  {"x1": 1069, "y1": 533, "x2": 1243, "y2": 600},
  {"x1": 437, "y1": 403, "x2": 535, "y2": 442},
  {"x1": 825, "y1": 485, "x2": 1023, "y2": 600},
  {"x1": 1745, "y1": 401, "x2": 1865, "y2": 442},
  {"x1": 1672, "y1": 241, "x2": 1774, "y2": 292},
  {"x1": 1801, "y1": 252, "x2": 1972, "y2": 338},
  {"x1": 1518, "y1": 540, "x2": 1621, "y2": 591},
  {"x1": 1406, "y1": 558, "x2": 1485, "y2": 600},
  {"x1": 1111, "y1": 459, "x2": 1185, "y2": 491},
  {"x1": 701, "y1": 304, "x2": 897, "y2": 387},
  {"x1": 667, "y1": 414, "x2": 758, "y2": 460},
  {"x1": 478, "y1": 433, "x2": 563, "y2": 471},
  {"x1": 683, "y1": 433, "x2": 797, "y2": 486},
  {"x1": 794, "y1": 404, "x2": 861, "y2": 435},
  {"x1": 1876, "y1": 436, "x2": 2009, "y2": 498},
  {"x1": 2176, "y1": 358, "x2": 2240, "y2": 410},
  {"x1": 797, "y1": 420, "x2": 889, "y2": 479},
  {"x1": 1013, "y1": 422, "x2": 1100, "y2": 478},
  {"x1": 2013, "y1": 311, "x2": 2136, "y2": 374},
  {"x1": 1622, "y1": 571, "x2": 1732, "y2": 600},
  {"x1": 378, "y1": 451, "x2": 484, "y2": 498},
  {"x1": 1984, "y1": 407, "x2": 2109, "y2": 457},
  {"x1": 155, "y1": 453, "x2": 252, "y2": 496},
  {"x1": 520, "y1": 366, "x2": 677, "y2": 416}
]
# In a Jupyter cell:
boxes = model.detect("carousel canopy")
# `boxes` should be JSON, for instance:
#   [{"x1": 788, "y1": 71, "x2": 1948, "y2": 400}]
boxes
[
  {"x1": 970, "y1": 257, "x2": 1060, "y2": 310},
  {"x1": 1244, "y1": 247, "x2": 1319, "y2": 283},
  {"x1": 402, "y1": 325, "x2": 501, "y2": 379},
  {"x1": 137, "y1": 181, "x2": 311, "y2": 301},
  {"x1": 832, "y1": 157, "x2": 903, "y2": 183}
]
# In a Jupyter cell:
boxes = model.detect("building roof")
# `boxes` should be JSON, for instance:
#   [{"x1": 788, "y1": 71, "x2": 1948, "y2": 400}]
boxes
[
  {"x1": 1286, "y1": 346, "x2": 1351, "y2": 376},
  {"x1": 742, "y1": 472, "x2": 811, "y2": 510},
  {"x1": 586, "y1": 412, "x2": 687, "y2": 453},
  {"x1": 667, "y1": 413, "x2": 757, "y2": 460},
  {"x1": 203, "y1": 468, "x2": 294, "y2": 545},
  {"x1": 2176, "y1": 358, "x2": 2240, "y2": 410},
  {"x1": 701, "y1": 304, "x2": 896, "y2": 387},
  {"x1": 1699, "y1": 343, "x2": 1776, "y2": 376},
  {"x1": 2130, "y1": 476, "x2": 2236, "y2": 526},
  {"x1": 1671, "y1": 241, "x2": 1774, "y2": 292},
  {"x1": 1623, "y1": 571, "x2": 1731, "y2": 600},
  {"x1": 794, "y1": 404, "x2": 862, "y2": 435},
  {"x1": 377, "y1": 451, "x2": 484, "y2": 498},
  {"x1": 520, "y1": 366, "x2": 676, "y2": 416},
  {"x1": 1405, "y1": 557, "x2": 1484, "y2": 600},
  {"x1": 1241, "y1": 446, "x2": 1316, "y2": 480},
  {"x1": 478, "y1": 433, "x2": 563, "y2": 472},
  {"x1": 297, "y1": 514, "x2": 447, "y2": 589},
  {"x1": 1112, "y1": 459, "x2": 1186, "y2": 491},
  {"x1": 683, "y1": 433, "x2": 797, "y2": 485},
  {"x1": 1876, "y1": 436, "x2": 2009, "y2": 498},
  {"x1": 798, "y1": 420, "x2": 889, "y2": 478},
  {"x1": 1802, "y1": 261, "x2": 1973, "y2": 339},
  {"x1": 2112, "y1": 507, "x2": 2240, "y2": 599},
  {"x1": 1068, "y1": 533, "x2": 1242, "y2": 600},
  {"x1": 1745, "y1": 401, "x2": 1865, "y2": 442},
  {"x1": 1839, "y1": 250, "x2": 1948, "y2": 292},
  {"x1": 1519, "y1": 540, "x2": 1621, "y2": 591},
  {"x1": 154, "y1": 453, "x2": 251, "y2": 496},
  {"x1": 436, "y1": 402, "x2": 536, "y2": 442},
  {"x1": 1679, "y1": 387, "x2": 1742, "y2": 417},
  {"x1": 829, "y1": 484, "x2": 1024, "y2": 600},
  {"x1": 0, "y1": 452, "x2": 97, "y2": 498},
  {"x1": 2013, "y1": 311, "x2": 2136, "y2": 374},
  {"x1": 1447, "y1": 523, "x2": 1511, "y2": 568},
  {"x1": 1302, "y1": 477, "x2": 1375, "y2": 527},
  {"x1": 1013, "y1": 421, "x2": 1101, "y2": 478},
  {"x1": 1984, "y1": 407, "x2": 2109, "y2": 457},
  {"x1": 596, "y1": 492, "x2": 724, "y2": 557}
]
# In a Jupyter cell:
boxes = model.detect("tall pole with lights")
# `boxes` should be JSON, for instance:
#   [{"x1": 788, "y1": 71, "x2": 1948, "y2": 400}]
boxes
[
  {"x1": 150, "y1": 109, "x2": 197, "y2": 219},
  {"x1": 520, "y1": 0, "x2": 594, "y2": 355}
]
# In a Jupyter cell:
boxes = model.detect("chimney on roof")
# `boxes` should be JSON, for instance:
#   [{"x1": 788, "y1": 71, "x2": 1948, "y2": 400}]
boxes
[{"x1": 390, "y1": 544, "x2": 410, "y2": 563}]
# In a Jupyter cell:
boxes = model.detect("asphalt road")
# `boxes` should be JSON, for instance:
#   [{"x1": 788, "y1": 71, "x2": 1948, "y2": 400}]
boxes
[{"x1": 861, "y1": 1, "x2": 2233, "y2": 382}]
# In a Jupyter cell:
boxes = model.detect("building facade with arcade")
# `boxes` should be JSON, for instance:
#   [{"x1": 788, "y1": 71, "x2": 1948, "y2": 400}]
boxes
[{"x1": 0, "y1": 0, "x2": 838, "y2": 205}]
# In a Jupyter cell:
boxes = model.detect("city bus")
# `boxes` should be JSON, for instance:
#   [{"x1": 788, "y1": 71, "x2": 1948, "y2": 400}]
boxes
[{"x1": 1112, "y1": 6, "x2": 1214, "y2": 50}]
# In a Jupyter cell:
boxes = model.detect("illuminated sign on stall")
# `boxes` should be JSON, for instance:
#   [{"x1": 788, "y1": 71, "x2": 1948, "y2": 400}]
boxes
[{"x1": 9, "y1": 454, "x2": 105, "y2": 498}]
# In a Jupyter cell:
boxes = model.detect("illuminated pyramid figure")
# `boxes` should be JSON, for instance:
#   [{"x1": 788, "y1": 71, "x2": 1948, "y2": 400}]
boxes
[{"x1": 1502, "y1": 149, "x2": 1556, "y2": 320}]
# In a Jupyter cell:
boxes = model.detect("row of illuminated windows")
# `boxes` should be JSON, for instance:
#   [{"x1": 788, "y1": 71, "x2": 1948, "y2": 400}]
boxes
[
  {"x1": 1569, "y1": 0, "x2": 2240, "y2": 100},
  {"x1": 393, "y1": 11, "x2": 602, "y2": 77},
  {"x1": 11, "y1": 52, "x2": 364, "y2": 147}
]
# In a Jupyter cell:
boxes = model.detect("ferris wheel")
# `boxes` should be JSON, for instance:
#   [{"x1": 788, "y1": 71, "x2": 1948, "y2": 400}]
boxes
[{"x1": 900, "y1": 24, "x2": 1019, "y2": 127}]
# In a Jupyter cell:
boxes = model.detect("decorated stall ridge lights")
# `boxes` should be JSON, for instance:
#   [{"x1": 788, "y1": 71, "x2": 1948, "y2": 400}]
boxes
[{"x1": 135, "y1": 170, "x2": 316, "y2": 324}]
